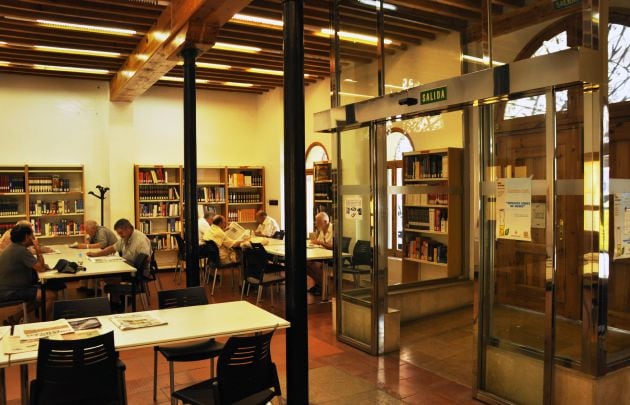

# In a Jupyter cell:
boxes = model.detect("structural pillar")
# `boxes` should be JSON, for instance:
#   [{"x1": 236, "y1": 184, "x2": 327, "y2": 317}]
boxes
[
  {"x1": 282, "y1": 0, "x2": 308, "y2": 403},
  {"x1": 182, "y1": 47, "x2": 200, "y2": 287}
]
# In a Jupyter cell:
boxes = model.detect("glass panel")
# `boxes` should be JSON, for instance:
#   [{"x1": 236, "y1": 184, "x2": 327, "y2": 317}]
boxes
[
  {"x1": 396, "y1": 167, "x2": 403, "y2": 251},
  {"x1": 480, "y1": 94, "x2": 548, "y2": 405},
  {"x1": 306, "y1": 174, "x2": 314, "y2": 236},
  {"x1": 387, "y1": 168, "x2": 393, "y2": 251},
  {"x1": 337, "y1": 126, "x2": 374, "y2": 348}
]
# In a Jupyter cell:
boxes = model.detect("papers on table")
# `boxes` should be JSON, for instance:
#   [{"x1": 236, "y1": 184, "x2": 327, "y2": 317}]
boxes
[
  {"x1": 3, "y1": 336, "x2": 39, "y2": 354},
  {"x1": 224, "y1": 221, "x2": 248, "y2": 241},
  {"x1": 88, "y1": 255, "x2": 125, "y2": 263},
  {"x1": 43, "y1": 248, "x2": 61, "y2": 254},
  {"x1": 110, "y1": 313, "x2": 167, "y2": 330},
  {"x1": 20, "y1": 319, "x2": 74, "y2": 340},
  {"x1": 68, "y1": 317, "x2": 102, "y2": 330}
]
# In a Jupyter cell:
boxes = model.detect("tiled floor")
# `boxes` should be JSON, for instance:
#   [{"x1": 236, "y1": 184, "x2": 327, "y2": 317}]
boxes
[{"x1": 2, "y1": 270, "x2": 482, "y2": 404}]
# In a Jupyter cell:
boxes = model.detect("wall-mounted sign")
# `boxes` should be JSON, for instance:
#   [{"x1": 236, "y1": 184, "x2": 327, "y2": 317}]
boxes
[
  {"x1": 531, "y1": 203, "x2": 546, "y2": 229},
  {"x1": 420, "y1": 86, "x2": 447, "y2": 105},
  {"x1": 496, "y1": 178, "x2": 532, "y2": 241},
  {"x1": 613, "y1": 193, "x2": 630, "y2": 260},
  {"x1": 553, "y1": 0, "x2": 581, "y2": 10},
  {"x1": 344, "y1": 195, "x2": 363, "y2": 220}
]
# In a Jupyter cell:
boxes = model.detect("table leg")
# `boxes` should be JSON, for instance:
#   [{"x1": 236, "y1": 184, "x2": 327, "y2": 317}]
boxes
[
  {"x1": 40, "y1": 283, "x2": 47, "y2": 321},
  {"x1": 131, "y1": 279, "x2": 137, "y2": 312},
  {"x1": 20, "y1": 365, "x2": 28, "y2": 405},
  {"x1": 322, "y1": 262, "x2": 331, "y2": 302},
  {"x1": 0, "y1": 368, "x2": 6, "y2": 405}
]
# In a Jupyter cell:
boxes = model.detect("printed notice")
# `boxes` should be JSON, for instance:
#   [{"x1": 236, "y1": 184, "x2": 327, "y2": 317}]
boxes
[
  {"x1": 613, "y1": 193, "x2": 630, "y2": 260},
  {"x1": 531, "y1": 203, "x2": 546, "y2": 229},
  {"x1": 344, "y1": 196, "x2": 363, "y2": 220},
  {"x1": 496, "y1": 178, "x2": 532, "y2": 241}
]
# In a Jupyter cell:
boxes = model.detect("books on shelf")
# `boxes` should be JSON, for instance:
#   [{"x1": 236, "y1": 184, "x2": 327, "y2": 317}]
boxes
[
  {"x1": 139, "y1": 202, "x2": 180, "y2": 217},
  {"x1": 139, "y1": 186, "x2": 179, "y2": 200},
  {"x1": 228, "y1": 172, "x2": 262, "y2": 187},
  {"x1": 0, "y1": 200, "x2": 19, "y2": 216},
  {"x1": 28, "y1": 176, "x2": 70, "y2": 192},
  {"x1": 314, "y1": 163, "x2": 331, "y2": 182},
  {"x1": 138, "y1": 168, "x2": 171, "y2": 184},
  {"x1": 406, "y1": 194, "x2": 448, "y2": 206},
  {"x1": 110, "y1": 313, "x2": 167, "y2": 330},
  {"x1": 406, "y1": 207, "x2": 448, "y2": 232},
  {"x1": 405, "y1": 154, "x2": 448, "y2": 180},
  {"x1": 228, "y1": 191, "x2": 260, "y2": 203},
  {"x1": 31, "y1": 218, "x2": 83, "y2": 236},
  {"x1": 405, "y1": 236, "x2": 447, "y2": 263},
  {"x1": 0, "y1": 175, "x2": 25, "y2": 192},
  {"x1": 29, "y1": 199, "x2": 84, "y2": 215},
  {"x1": 228, "y1": 208, "x2": 256, "y2": 223},
  {"x1": 197, "y1": 186, "x2": 225, "y2": 202}
]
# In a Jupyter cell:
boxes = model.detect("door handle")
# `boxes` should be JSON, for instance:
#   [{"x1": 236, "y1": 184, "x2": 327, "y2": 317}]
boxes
[{"x1": 558, "y1": 219, "x2": 564, "y2": 241}]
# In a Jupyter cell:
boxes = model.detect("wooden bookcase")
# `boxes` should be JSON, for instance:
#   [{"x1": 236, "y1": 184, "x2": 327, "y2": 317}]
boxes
[
  {"x1": 313, "y1": 161, "x2": 334, "y2": 222},
  {"x1": 226, "y1": 166, "x2": 265, "y2": 229},
  {"x1": 0, "y1": 165, "x2": 85, "y2": 243},
  {"x1": 401, "y1": 148, "x2": 462, "y2": 282}
]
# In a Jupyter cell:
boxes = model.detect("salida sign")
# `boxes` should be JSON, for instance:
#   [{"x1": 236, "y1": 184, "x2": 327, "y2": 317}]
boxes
[{"x1": 420, "y1": 86, "x2": 447, "y2": 105}]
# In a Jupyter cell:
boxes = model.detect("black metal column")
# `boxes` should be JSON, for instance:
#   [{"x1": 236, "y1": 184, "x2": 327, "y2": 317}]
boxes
[
  {"x1": 182, "y1": 47, "x2": 200, "y2": 287},
  {"x1": 283, "y1": 1, "x2": 308, "y2": 403}
]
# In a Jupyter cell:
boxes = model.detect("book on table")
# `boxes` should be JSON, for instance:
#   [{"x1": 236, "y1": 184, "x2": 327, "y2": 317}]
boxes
[{"x1": 110, "y1": 313, "x2": 167, "y2": 330}]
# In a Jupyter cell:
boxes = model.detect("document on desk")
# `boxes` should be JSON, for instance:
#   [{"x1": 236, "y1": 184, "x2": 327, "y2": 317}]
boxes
[
  {"x1": 110, "y1": 313, "x2": 167, "y2": 330},
  {"x1": 3, "y1": 336, "x2": 39, "y2": 354},
  {"x1": 88, "y1": 255, "x2": 125, "y2": 263},
  {"x1": 20, "y1": 319, "x2": 74, "y2": 340}
]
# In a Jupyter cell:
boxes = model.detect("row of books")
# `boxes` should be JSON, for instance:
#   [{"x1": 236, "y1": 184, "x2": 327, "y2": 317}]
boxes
[
  {"x1": 0, "y1": 201, "x2": 19, "y2": 216},
  {"x1": 139, "y1": 203, "x2": 180, "y2": 218},
  {"x1": 31, "y1": 219, "x2": 83, "y2": 236},
  {"x1": 140, "y1": 218, "x2": 182, "y2": 234},
  {"x1": 406, "y1": 193, "x2": 449, "y2": 206},
  {"x1": 406, "y1": 207, "x2": 448, "y2": 233},
  {"x1": 406, "y1": 236, "x2": 447, "y2": 263},
  {"x1": 29, "y1": 199, "x2": 84, "y2": 216},
  {"x1": 314, "y1": 183, "x2": 332, "y2": 200},
  {"x1": 405, "y1": 154, "x2": 448, "y2": 180},
  {"x1": 314, "y1": 164, "x2": 331, "y2": 182},
  {"x1": 0, "y1": 224, "x2": 12, "y2": 235},
  {"x1": 28, "y1": 176, "x2": 71, "y2": 193},
  {"x1": 228, "y1": 191, "x2": 260, "y2": 204},
  {"x1": 138, "y1": 168, "x2": 170, "y2": 184},
  {"x1": 228, "y1": 208, "x2": 256, "y2": 223},
  {"x1": 197, "y1": 187, "x2": 225, "y2": 203},
  {"x1": 228, "y1": 173, "x2": 262, "y2": 187},
  {"x1": 0, "y1": 175, "x2": 25, "y2": 193},
  {"x1": 151, "y1": 234, "x2": 178, "y2": 250},
  {"x1": 139, "y1": 186, "x2": 179, "y2": 200}
]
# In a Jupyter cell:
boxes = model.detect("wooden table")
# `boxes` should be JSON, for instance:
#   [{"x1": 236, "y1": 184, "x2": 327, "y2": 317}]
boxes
[
  {"x1": 10, "y1": 301, "x2": 289, "y2": 404},
  {"x1": 40, "y1": 245, "x2": 136, "y2": 320}
]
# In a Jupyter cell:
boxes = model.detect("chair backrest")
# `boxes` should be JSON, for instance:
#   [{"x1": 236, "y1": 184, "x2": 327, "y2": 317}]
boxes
[
  {"x1": 32, "y1": 331, "x2": 120, "y2": 404},
  {"x1": 131, "y1": 252, "x2": 151, "y2": 280},
  {"x1": 243, "y1": 244, "x2": 268, "y2": 282},
  {"x1": 341, "y1": 236, "x2": 352, "y2": 254},
  {"x1": 157, "y1": 286, "x2": 208, "y2": 309},
  {"x1": 352, "y1": 240, "x2": 372, "y2": 267},
  {"x1": 52, "y1": 297, "x2": 111, "y2": 320},
  {"x1": 204, "y1": 240, "x2": 221, "y2": 266},
  {"x1": 173, "y1": 234, "x2": 186, "y2": 260},
  {"x1": 215, "y1": 329, "x2": 280, "y2": 404},
  {"x1": 272, "y1": 230, "x2": 285, "y2": 240}
]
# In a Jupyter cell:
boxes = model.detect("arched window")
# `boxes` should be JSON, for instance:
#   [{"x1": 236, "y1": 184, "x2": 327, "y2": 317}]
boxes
[
  {"x1": 305, "y1": 143, "x2": 329, "y2": 170},
  {"x1": 387, "y1": 129, "x2": 413, "y2": 160},
  {"x1": 386, "y1": 129, "x2": 413, "y2": 255},
  {"x1": 306, "y1": 142, "x2": 330, "y2": 235}
]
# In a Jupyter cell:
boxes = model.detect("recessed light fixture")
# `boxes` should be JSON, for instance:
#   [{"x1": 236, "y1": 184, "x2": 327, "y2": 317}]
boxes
[
  {"x1": 231, "y1": 14, "x2": 283, "y2": 29},
  {"x1": 33, "y1": 45, "x2": 121, "y2": 58},
  {"x1": 212, "y1": 42, "x2": 261, "y2": 54},
  {"x1": 159, "y1": 76, "x2": 209, "y2": 84},
  {"x1": 318, "y1": 28, "x2": 392, "y2": 46},
  {"x1": 462, "y1": 54, "x2": 506, "y2": 67},
  {"x1": 4, "y1": 17, "x2": 137, "y2": 36},
  {"x1": 357, "y1": 0, "x2": 397, "y2": 11},
  {"x1": 224, "y1": 82, "x2": 254, "y2": 87},
  {"x1": 32, "y1": 64, "x2": 110, "y2": 75}
]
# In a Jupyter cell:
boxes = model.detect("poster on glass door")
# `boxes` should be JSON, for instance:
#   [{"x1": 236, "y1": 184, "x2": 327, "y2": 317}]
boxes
[
  {"x1": 496, "y1": 178, "x2": 532, "y2": 241},
  {"x1": 613, "y1": 193, "x2": 630, "y2": 260}
]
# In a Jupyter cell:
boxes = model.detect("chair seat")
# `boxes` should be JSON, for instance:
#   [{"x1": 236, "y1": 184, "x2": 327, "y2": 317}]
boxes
[
  {"x1": 172, "y1": 378, "x2": 277, "y2": 405},
  {"x1": 246, "y1": 273, "x2": 284, "y2": 286},
  {"x1": 156, "y1": 339, "x2": 224, "y2": 362},
  {"x1": 214, "y1": 260, "x2": 241, "y2": 270}
]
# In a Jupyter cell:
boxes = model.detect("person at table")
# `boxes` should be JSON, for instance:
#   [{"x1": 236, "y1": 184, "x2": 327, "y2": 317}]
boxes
[
  {"x1": 70, "y1": 220, "x2": 117, "y2": 249},
  {"x1": 254, "y1": 210, "x2": 280, "y2": 237},
  {"x1": 87, "y1": 218, "x2": 151, "y2": 274},
  {"x1": 306, "y1": 212, "x2": 333, "y2": 296},
  {"x1": 0, "y1": 220, "x2": 54, "y2": 254},
  {"x1": 203, "y1": 215, "x2": 248, "y2": 265},
  {"x1": 198, "y1": 210, "x2": 213, "y2": 245},
  {"x1": 0, "y1": 223, "x2": 56, "y2": 321}
]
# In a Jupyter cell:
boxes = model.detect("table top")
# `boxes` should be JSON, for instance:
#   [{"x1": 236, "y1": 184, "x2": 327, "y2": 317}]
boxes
[
  {"x1": 39, "y1": 245, "x2": 136, "y2": 281},
  {"x1": 9, "y1": 300, "x2": 289, "y2": 365},
  {"x1": 0, "y1": 326, "x2": 11, "y2": 367}
]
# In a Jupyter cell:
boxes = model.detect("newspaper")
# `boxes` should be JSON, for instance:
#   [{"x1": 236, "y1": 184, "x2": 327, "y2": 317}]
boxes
[
  {"x1": 224, "y1": 221, "x2": 248, "y2": 241},
  {"x1": 20, "y1": 319, "x2": 74, "y2": 340},
  {"x1": 110, "y1": 313, "x2": 167, "y2": 330},
  {"x1": 88, "y1": 255, "x2": 124, "y2": 263},
  {"x1": 3, "y1": 335, "x2": 39, "y2": 354},
  {"x1": 51, "y1": 330, "x2": 100, "y2": 341}
]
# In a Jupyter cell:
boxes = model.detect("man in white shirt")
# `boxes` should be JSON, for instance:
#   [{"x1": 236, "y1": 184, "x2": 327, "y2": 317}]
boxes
[
  {"x1": 203, "y1": 215, "x2": 247, "y2": 265},
  {"x1": 198, "y1": 210, "x2": 212, "y2": 245},
  {"x1": 307, "y1": 212, "x2": 333, "y2": 295},
  {"x1": 253, "y1": 210, "x2": 280, "y2": 237}
]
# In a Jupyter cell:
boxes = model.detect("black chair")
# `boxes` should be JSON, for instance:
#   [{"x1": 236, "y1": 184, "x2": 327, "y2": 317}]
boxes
[
  {"x1": 172, "y1": 329, "x2": 281, "y2": 405},
  {"x1": 105, "y1": 253, "x2": 150, "y2": 312},
  {"x1": 173, "y1": 234, "x2": 186, "y2": 284},
  {"x1": 241, "y1": 244, "x2": 285, "y2": 306},
  {"x1": 271, "y1": 230, "x2": 285, "y2": 240},
  {"x1": 342, "y1": 240, "x2": 372, "y2": 288},
  {"x1": 203, "y1": 241, "x2": 241, "y2": 296},
  {"x1": 153, "y1": 287, "x2": 224, "y2": 404},
  {"x1": 29, "y1": 331, "x2": 126, "y2": 405},
  {"x1": 0, "y1": 299, "x2": 29, "y2": 325},
  {"x1": 341, "y1": 236, "x2": 352, "y2": 266},
  {"x1": 52, "y1": 297, "x2": 111, "y2": 320}
]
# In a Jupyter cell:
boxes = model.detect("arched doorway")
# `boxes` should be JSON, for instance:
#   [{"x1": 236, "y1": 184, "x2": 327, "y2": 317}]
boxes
[
  {"x1": 305, "y1": 142, "x2": 330, "y2": 235},
  {"x1": 386, "y1": 128, "x2": 413, "y2": 257}
]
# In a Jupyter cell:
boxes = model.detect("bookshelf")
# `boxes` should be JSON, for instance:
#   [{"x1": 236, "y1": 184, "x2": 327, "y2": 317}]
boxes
[
  {"x1": 313, "y1": 161, "x2": 334, "y2": 222},
  {"x1": 0, "y1": 165, "x2": 85, "y2": 243},
  {"x1": 401, "y1": 148, "x2": 462, "y2": 282},
  {"x1": 197, "y1": 166, "x2": 226, "y2": 220},
  {"x1": 226, "y1": 166, "x2": 265, "y2": 228}
]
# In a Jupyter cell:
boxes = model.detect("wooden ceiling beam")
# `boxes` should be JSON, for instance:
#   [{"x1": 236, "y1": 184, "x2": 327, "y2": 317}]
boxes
[
  {"x1": 17, "y1": 0, "x2": 160, "y2": 20},
  {"x1": 353, "y1": 0, "x2": 477, "y2": 20},
  {"x1": 110, "y1": 0, "x2": 252, "y2": 102},
  {"x1": 492, "y1": 0, "x2": 525, "y2": 7},
  {"x1": 0, "y1": 32, "x2": 133, "y2": 53},
  {"x1": 433, "y1": 0, "x2": 502, "y2": 14},
  {"x1": 1, "y1": 21, "x2": 141, "y2": 45}
]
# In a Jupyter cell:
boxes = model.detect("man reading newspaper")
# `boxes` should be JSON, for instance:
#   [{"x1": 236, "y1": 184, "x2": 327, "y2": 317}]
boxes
[{"x1": 202, "y1": 215, "x2": 249, "y2": 265}]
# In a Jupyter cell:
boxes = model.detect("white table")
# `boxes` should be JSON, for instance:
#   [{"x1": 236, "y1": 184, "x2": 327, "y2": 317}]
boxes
[
  {"x1": 0, "y1": 327, "x2": 11, "y2": 405},
  {"x1": 40, "y1": 245, "x2": 136, "y2": 320},
  {"x1": 10, "y1": 301, "x2": 289, "y2": 404}
]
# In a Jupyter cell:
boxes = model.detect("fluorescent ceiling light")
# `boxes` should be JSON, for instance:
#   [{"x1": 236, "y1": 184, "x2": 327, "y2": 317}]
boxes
[
  {"x1": 20, "y1": 18, "x2": 137, "y2": 36},
  {"x1": 32, "y1": 64, "x2": 110, "y2": 75},
  {"x1": 160, "y1": 76, "x2": 209, "y2": 84},
  {"x1": 338, "y1": 91, "x2": 373, "y2": 99},
  {"x1": 197, "y1": 62, "x2": 231, "y2": 70},
  {"x1": 385, "y1": 84, "x2": 405, "y2": 90},
  {"x1": 344, "y1": 78, "x2": 358, "y2": 83},
  {"x1": 357, "y1": 0, "x2": 397, "y2": 11},
  {"x1": 462, "y1": 54, "x2": 506, "y2": 67},
  {"x1": 247, "y1": 67, "x2": 283, "y2": 76},
  {"x1": 319, "y1": 28, "x2": 392, "y2": 46},
  {"x1": 224, "y1": 82, "x2": 254, "y2": 87},
  {"x1": 213, "y1": 42, "x2": 261, "y2": 53},
  {"x1": 0, "y1": 61, "x2": 10, "y2": 66},
  {"x1": 33, "y1": 45, "x2": 121, "y2": 58},
  {"x1": 152, "y1": 31, "x2": 170, "y2": 41},
  {"x1": 231, "y1": 13, "x2": 283, "y2": 29},
  {"x1": 0, "y1": 41, "x2": 6, "y2": 46}
]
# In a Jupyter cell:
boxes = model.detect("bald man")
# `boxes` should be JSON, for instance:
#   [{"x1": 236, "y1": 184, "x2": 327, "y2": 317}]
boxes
[
  {"x1": 254, "y1": 210, "x2": 279, "y2": 237},
  {"x1": 69, "y1": 220, "x2": 117, "y2": 250},
  {"x1": 307, "y1": 212, "x2": 333, "y2": 295},
  {"x1": 202, "y1": 215, "x2": 248, "y2": 265}
]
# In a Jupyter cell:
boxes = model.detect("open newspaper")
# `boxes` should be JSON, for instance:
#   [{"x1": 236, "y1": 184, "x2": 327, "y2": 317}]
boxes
[
  {"x1": 20, "y1": 319, "x2": 74, "y2": 340},
  {"x1": 110, "y1": 313, "x2": 167, "y2": 330},
  {"x1": 224, "y1": 221, "x2": 248, "y2": 241}
]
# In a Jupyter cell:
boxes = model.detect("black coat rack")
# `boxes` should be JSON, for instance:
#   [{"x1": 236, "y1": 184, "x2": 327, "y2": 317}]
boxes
[{"x1": 88, "y1": 185, "x2": 110, "y2": 225}]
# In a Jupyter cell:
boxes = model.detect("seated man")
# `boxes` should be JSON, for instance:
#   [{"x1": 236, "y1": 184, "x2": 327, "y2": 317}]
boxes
[
  {"x1": 87, "y1": 218, "x2": 151, "y2": 274},
  {"x1": 203, "y1": 215, "x2": 247, "y2": 265},
  {"x1": 307, "y1": 212, "x2": 333, "y2": 296},
  {"x1": 0, "y1": 220, "x2": 54, "y2": 254},
  {"x1": 70, "y1": 220, "x2": 118, "y2": 249},
  {"x1": 253, "y1": 210, "x2": 280, "y2": 237},
  {"x1": 198, "y1": 210, "x2": 212, "y2": 245},
  {"x1": 0, "y1": 223, "x2": 54, "y2": 321}
]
